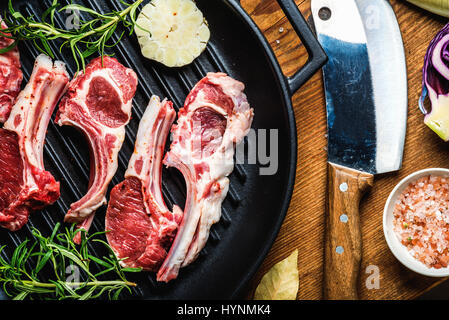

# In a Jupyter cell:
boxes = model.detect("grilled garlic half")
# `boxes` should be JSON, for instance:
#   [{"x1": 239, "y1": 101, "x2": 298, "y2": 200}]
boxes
[{"x1": 135, "y1": 0, "x2": 210, "y2": 67}]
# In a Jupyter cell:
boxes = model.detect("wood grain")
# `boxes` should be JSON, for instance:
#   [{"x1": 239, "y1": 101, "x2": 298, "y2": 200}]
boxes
[
  {"x1": 241, "y1": 0, "x2": 449, "y2": 300},
  {"x1": 324, "y1": 163, "x2": 374, "y2": 300}
]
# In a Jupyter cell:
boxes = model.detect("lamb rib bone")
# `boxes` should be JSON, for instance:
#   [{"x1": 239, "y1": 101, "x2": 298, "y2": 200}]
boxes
[
  {"x1": 55, "y1": 56, "x2": 138, "y2": 243},
  {"x1": 106, "y1": 95, "x2": 182, "y2": 271},
  {"x1": 0, "y1": 54, "x2": 69, "y2": 231},
  {"x1": 157, "y1": 72, "x2": 254, "y2": 282}
]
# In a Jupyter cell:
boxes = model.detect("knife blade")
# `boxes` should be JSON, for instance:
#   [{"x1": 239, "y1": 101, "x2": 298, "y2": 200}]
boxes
[{"x1": 311, "y1": 0, "x2": 407, "y2": 299}]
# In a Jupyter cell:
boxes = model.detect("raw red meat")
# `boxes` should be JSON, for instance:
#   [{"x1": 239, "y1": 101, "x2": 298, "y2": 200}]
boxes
[
  {"x1": 106, "y1": 96, "x2": 182, "y2": 270},
  {"x1": 0, "y1": 54, "x2": 69, "y2": 231},
  {"x1": 55, "y1": 56, "x2": 137, "y2": 243},
  {"x1": 0, "y1": 20, "x2": 23, "y2": 123},
  {"x1": 157, "y1": 72, "x2": 254, "y2": 282}
]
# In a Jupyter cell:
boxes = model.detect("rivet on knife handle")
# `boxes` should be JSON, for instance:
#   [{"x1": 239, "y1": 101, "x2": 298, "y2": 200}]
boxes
[{"x1": 324, "y1": 162, "x2": 373, "y2": 300}]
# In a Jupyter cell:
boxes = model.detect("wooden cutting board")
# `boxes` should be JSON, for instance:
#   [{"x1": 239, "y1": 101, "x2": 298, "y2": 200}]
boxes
[{"x1": 242, "y1": 0, "x2": 449, "y2": 300}]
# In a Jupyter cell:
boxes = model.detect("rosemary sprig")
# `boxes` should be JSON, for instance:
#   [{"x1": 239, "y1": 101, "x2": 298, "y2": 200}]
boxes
[
  {"x1": 2, "y1": 0, "x2": 145, "y2": 72},
  {"x1": 0, "y1": 223, "x2": 141, "y2": 300}
]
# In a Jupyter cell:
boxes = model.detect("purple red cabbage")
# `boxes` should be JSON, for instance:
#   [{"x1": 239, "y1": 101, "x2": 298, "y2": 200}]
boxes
[{"x1": 420, "y1": 23, "x2": 449, "y2": 114}]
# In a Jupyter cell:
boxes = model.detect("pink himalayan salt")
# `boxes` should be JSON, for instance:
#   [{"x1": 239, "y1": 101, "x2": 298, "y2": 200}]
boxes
[{"x1": 393, "y1": 175, "x2": 449, "y2": 269}]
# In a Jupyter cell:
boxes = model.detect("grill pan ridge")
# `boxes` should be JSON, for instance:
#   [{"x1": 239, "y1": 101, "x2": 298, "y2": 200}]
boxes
[{"x1": 0, "y1": 0, "x2": 326, "y2": 299}]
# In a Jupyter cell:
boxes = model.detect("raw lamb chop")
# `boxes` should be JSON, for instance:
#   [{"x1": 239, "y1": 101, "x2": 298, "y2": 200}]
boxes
[
  {"x1": 106, "y1": 96, "x2": 182, "y2": 270},
  {"x1": 55, "y1": 56, "x2": 137, "y2": 242},
  {"x1": 0, "y1": 20, "x2": 23, "y2": 122},
  {"x1": 157, "y1": 72, "x2": 254, "y2": 282},
  {"x1": 0, "y1": 54, "x2": 69, "y2": 231}
]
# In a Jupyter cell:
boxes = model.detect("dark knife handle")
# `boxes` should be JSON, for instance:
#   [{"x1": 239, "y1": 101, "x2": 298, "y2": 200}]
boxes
[{"x1": 324, "y1": 162, "x2": 373, "y2": 300}]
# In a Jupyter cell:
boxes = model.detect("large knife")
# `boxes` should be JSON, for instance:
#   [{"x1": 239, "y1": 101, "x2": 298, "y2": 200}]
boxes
[{"x1": 311, "y1": 0, "x2": 407, "y2": 299}]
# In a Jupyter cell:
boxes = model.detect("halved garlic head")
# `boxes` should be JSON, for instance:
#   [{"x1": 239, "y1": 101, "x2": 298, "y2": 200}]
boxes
[{"x1": 135, "y1": 0, "x2": 210, "y2": 67}]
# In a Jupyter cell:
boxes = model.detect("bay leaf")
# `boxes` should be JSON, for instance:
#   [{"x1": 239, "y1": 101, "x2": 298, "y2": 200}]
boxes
[{"x1": 254, "y1": 249, "x2": 299, "y2": 300}]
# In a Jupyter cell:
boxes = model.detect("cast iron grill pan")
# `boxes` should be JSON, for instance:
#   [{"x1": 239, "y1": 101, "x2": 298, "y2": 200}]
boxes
[{"x1": 0, "y1": 0, "x2": 326, "y2": 299}]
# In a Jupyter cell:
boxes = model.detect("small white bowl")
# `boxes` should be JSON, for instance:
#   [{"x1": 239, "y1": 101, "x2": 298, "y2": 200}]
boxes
[{"x1": 383, "y1": 168, "x2": 449, "y2": 277}]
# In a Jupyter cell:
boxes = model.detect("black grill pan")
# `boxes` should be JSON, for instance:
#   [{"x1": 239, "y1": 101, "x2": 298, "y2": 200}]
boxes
[{"x1": 0, "y1": 0, "x2": 326, "y2": 299}]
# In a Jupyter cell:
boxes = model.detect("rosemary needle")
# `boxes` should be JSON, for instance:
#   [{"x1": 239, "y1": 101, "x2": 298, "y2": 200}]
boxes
[
  {"x1": 0, "y1": 223, "x2": 141, "y2": 300},
  {"x1": 2, "y1": 0, "x2": 145, "y2": 72}
]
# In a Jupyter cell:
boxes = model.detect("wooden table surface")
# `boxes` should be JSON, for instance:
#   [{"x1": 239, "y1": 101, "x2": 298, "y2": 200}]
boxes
[{"x1": 241, "y1": 0, "x2": 449, "y2": 300}]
